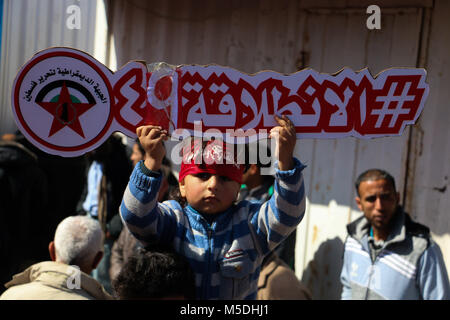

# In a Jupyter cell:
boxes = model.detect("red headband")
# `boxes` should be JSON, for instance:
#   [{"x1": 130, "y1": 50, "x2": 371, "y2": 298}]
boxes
[{"x1": 178, "y1": 139, "x2": 244, "y2": 184}]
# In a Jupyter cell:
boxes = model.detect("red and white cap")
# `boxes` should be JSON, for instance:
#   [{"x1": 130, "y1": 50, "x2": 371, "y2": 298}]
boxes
[{"x1": 178, "y1": 139, "x2": 244, "y2": 184}]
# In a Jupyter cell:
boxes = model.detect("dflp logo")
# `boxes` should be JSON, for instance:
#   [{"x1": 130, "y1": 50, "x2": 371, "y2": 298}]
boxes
[{"x1": 12, "y1": 47, "x2": 148, "y2": 157}]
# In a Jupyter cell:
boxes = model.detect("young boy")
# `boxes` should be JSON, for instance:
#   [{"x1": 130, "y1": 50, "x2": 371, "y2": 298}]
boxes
[{"x1": 120, "y1": 115, "x2": 306, "y2": 299}]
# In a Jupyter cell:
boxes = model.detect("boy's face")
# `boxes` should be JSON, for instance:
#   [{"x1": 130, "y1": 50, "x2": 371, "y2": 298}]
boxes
[
  {"x1": 131, "y1": 143, "x2": 144, "y2": 166},
  {"x1": 179, "y1": 173, "x2": 241, "y2": 215}
]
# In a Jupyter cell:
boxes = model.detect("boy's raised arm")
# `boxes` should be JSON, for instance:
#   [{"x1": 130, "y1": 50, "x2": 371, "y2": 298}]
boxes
[
  {"x1": 249, "y1": 115, "x2": 307, "y2": 254},
  {"x1": 119, "y1": 125, "x2": 176, "y2": 246},
  {"x1": 270, "y1": 115, "x2": 296, "y2": 171}
]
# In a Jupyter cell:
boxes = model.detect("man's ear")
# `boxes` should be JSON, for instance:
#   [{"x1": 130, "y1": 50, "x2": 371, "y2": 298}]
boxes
[
  {"x1": 396, "y1": 191, "x2": 400, "y2": 204},
  {"x1": 49, "y1": 241, "x2": 56, "y2": 262},
  {"x1": 355, "y1": 197, "x2": 363, "y2": 212},
  {"x1": 179, "y1": 180, "x2": 186, "y2": 197},
  {"x1": 92, "y1": 251, "x2": 104, "y2": 270}
]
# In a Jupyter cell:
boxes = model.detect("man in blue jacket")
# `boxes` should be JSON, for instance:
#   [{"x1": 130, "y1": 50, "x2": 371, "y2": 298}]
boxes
[{"x1": 340, "y1": 169, "x2": 449, "y2": 300}]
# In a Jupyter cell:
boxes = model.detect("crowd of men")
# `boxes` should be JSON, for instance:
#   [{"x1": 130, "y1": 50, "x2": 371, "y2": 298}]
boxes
[{"x1": 0, "y1": 131, "x2": 448, "y2": 300}]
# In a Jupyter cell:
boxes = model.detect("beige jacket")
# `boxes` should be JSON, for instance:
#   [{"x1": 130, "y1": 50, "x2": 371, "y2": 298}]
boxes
[
  {"x1": 0, "y1": 261, "x2": 113, "y2": 300},
  {"x1": 257, "y1": 253, "x2": 312, "y2": 300}
]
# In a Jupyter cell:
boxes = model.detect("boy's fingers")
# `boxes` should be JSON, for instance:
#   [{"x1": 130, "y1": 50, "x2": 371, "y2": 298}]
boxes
[
  {"x1": 147, "y1": 128, "x2": 161, "y2": 139},
  {"x1": 283, "y1": 117, "x2": 296, "y2": 136},
  {"x1": 275, "y1": 114, "x2": 294, "y2": 128},
  {"x1": 274, "y1": 115, "x2": 284, "y2": 126},
  {"x1": 138, "y1": 125, "x2": 151, "y2": 138},
  {"x1": 148, "y1": 129, "x2": 169, "y2": 141},
  {"x1": 137, "y1": 125, "x2": 163, "y2": 136},
  {"x1": 156, "y1": 134, "x2": 168, "y2": 143},
  {"x1": 275, "y1": 113, "x2": 288, "y2": 122},
  {"x1": 146, "y1": 126, "x2": 157, "y2": 138},
  {"x1": 271, "y1": 124, "x2": 294, "y2": 137},
  {"x1": 286, "y1": 125, "x2": 296, "y2": 137},
  {"x1": 282, "y1": 114, "x2": 294, "y2": 129},
  {"x1": 136, "y1": 126, "x2": 144, "y2": 137},
  {"x1": 271, "y1": 130, "x2": 296, "y2": 146}
]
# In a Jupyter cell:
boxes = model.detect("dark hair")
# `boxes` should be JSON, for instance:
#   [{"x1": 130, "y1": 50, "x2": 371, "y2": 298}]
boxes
[
  {"x1": 355, "y1": 169, "x2": 396, "y2": 197},
  {"x1": 167, "y1": 185, "x2": 186, "y2": 207},
  {"x1": 112, "y1": 246, "x2": 196, "y2": 300}
]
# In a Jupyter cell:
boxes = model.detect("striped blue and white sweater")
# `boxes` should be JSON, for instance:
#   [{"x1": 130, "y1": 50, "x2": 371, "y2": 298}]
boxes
[{"x1": 120, "y1": 158, "x2": 306, "y2": 300}]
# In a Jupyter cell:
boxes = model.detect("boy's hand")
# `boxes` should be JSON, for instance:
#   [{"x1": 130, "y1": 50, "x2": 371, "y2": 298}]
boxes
[
  {"x1": 136, "y1": 125, "x2": 168, "y2": 171},
  {"x1": 270, "y1": 114, "x2": 296, "y2": 171}
]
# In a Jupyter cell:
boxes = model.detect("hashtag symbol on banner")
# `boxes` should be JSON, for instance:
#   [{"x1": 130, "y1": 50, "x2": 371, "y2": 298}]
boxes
[{"x1": 372, "y1": 82, "x2": 415, "y2": 128}]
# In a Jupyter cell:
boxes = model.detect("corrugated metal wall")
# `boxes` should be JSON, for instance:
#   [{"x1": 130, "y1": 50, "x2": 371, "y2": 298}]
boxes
[
  {"x1": 406, "y1": 0, "x2": 450, "y2": 283},
  {"x1": 109, "y1": 0, "x2": 305, "y2": 74},
  {"x1": 0, "y1": 0, "x2": 4, "y2": 60},
  {"x1": 0, "y1": 0, "x2": 109, "y2": 135}
]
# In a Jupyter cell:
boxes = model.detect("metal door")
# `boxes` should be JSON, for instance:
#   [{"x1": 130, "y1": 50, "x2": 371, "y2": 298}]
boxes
[{"x1": 293, "y1": 5, "x2": 426, "y2": 299}]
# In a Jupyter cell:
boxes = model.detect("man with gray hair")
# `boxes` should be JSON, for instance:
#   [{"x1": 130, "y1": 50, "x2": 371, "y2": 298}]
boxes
[{"x1": 1, "y1": 216, "x2": 112, "y2": 300}]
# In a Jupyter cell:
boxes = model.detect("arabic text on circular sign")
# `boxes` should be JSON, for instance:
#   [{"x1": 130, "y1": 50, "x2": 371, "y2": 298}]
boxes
[{"x1": 13, "y1": 48, "x2": 114, "y2": 155}]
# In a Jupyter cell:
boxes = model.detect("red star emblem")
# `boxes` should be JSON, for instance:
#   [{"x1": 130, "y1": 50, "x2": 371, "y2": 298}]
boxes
[{"x1": 37, "y1": 82, "x2": 96, "y2": 138}]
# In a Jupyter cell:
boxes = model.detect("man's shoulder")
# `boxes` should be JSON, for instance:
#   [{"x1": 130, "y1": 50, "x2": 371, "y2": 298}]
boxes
[
  {"x1": 345, "y1": 215, "x2": 367, "y2": 238},
  {"x1": 404, "y1": 213, "x2": 431, "y2": 247},
  {"x1": 0, "y1": 278, "x2": 92, "y2": 300}
]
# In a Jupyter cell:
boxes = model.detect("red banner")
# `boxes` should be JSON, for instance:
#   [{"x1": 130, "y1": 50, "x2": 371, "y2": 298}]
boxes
[
  {"x1": 146, "y1": 65, "x2": 428, "y2": 140},
  {"x1": 12, "y1": 48, "x2": 429, "y2": 157}
]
